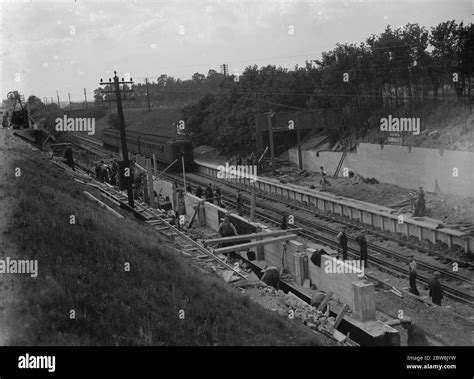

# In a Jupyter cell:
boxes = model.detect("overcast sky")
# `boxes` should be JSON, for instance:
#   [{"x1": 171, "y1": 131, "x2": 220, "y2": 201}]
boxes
[{"x1": 1, "y1": 0, "x2": 471, "y2": 102}]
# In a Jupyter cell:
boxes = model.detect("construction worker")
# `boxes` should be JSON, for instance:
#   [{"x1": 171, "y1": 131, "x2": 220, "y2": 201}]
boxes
[
  {"x1": 337, "y1": 227, "x2": 348, "y2": 261},
  {"x1": 280, "y1": 214, "x2": 287, "y2": 230},
  {"x1": 214, "y1": 186, "x2": 222, "y2": 207},
  {"x1": 355, "y1": 231, "x2": 368, "y2": 268},
  {"x1": 204, "y1": 183, "x2": 214, "y2": 203},
  {"x1": 236, "y1": 190, "x2": 243, "y2": 216},
  {"x1": 95, "y1": 162, "x2": 102, "y2": 181},
  {"x1": 320, "y1": 166, "x2": 329, "y2": 191},
  {"x1": 218, "y1": 214, "x2": 238, "y2": 257},
  {"x1": 218, "y1": 215, "x2": 237, "y2": 237},
  {"x1": 413, "y1": 186, "x2": 426, "y2": 217},
  {"x1": 408, "y1": 256, "x2": 420, "y2": 296},
  {"x1": 3, "y1": 111, "x2": 11, "y2": 150},
  {"x1": 261, "y1": 266, "x2": 280, "y2": 290},
  {"x1": 429, "y1": 271, "x2": 443, "y2": 305},
  {"x1": 161, "y1": 196, "x2": 172, "y2": 211},
  {"x1": 195, "y1": 185, "x2": 203, "y2": 199},
  {"x1": 64, "y1": 145, "x2": 75, "y2": 171},
  {"x1": 400, "y1": 317, "x2": 429, "y2": 346},
  {"x1": 99, "y1": 160, "x2": 108, "y2": 182}
]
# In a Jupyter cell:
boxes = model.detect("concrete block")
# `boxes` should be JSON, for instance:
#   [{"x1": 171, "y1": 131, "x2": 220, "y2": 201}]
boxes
[
  {"x1": 303, "y1": 279, "x2": 311, "y2": 288},
  {"x1": 293, "y1": 252, "x2": 308, "y2": 286},
  {"x1": 353, "y1": 281, "x2": 376, "y2": 321},
  {"x1": 196, "y1": 201, "x2": 206, "y2": 227},
  {"x1": 222, "y1": 270, "x2": 236, "y2": 283}
]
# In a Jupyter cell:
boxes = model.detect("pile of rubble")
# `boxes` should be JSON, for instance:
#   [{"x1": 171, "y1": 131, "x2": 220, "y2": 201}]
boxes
[
  {"x1": 255, "y1": 286, "x2": 338, "y2": 335},
  {"x1": 353, "y1": 173, "x2": 379, "y2": 185}
]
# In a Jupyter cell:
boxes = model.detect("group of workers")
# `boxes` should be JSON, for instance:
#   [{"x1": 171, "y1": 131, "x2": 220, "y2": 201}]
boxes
[
  {"x1": 408, "y1": 257, "x2": 444, "y2": 305},
  {"x1": 195, "y1": 184, "x2": 223, "y2": 206},
  {"x1": 335, "y1": 226, "x2": 444, "y2": 306},
  {"x1": 194, "y1": 183, "x2": 244, "y2": 215},
  {"x1": 236, "y1": 154, "x2": 258, "y2": 167},
  {"x1": 217, "y1": 213, "x2": 279, "y2": 288},
  {"x1": 335, "y1": 227, "x2": 368, "y2": 268},
  {"x1": 320, "y1": 166, "x2": 330, "y2": 191},
  {"x1": 95, "y1": 159, "x2": 119, "y2": 185}
]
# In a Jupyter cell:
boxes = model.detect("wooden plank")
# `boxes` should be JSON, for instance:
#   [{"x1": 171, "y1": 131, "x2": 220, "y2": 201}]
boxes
[
  {"x1": 317, "y1": 291, "x2": 333, "y2": 312},
  {"x1": 213, "y1": 234, "x2": 298, "y2": 254},
  {"x1": 146, "y1": 220, "x2": 163, "y2": 225},
  {"x1": 188, "y1": 206, "x2": 199, "y2": 229},
  {"x1": 83, "y1": 191, "x2": 124, "y2": 219},
  {"x1": 333, "y1": 330, "x2": 351, "y2": 344},
  {"x1": 334, "y1": 303, "x2": 349, "y2": 329},
  {"x1": 205, "y1": 229, "x2": 302, "y2": 245}
]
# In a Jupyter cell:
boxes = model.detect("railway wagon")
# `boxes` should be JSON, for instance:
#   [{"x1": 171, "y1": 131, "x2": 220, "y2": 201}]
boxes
[{"x1": 102, "y1": 128, "x2": 195, "y2": 171}]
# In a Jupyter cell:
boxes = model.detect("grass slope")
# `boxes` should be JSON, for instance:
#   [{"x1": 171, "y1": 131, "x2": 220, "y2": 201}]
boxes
[{"x1": 5, "y1": 156, "x2": 327, "y2": 346}]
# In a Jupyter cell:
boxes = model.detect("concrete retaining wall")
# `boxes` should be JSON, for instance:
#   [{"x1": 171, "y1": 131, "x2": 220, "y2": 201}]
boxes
[
  {"x1": 289, "y1": 143, "x2": 474, "y2": 197},
  {"x1": 183, "y1": 190, "x2": 376, "y2": 321},
  {"x1": 153, "y1": 179, "x2": 174, "y2": 204},
  {"x1": 197, "y1": 160, "x2": 472, "y2": 253}
]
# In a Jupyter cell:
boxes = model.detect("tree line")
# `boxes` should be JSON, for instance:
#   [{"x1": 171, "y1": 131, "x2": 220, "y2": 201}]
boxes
[{"x1": 92, "y1": 21, "x2": 473, "y2": 155}]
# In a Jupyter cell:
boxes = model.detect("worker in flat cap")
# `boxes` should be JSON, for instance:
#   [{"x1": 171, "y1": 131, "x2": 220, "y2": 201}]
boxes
[
  {"x1": 408, "y1": 256, "x2": 419, "y2": 296},
  {"x1": 429, "y1": 271, "x2": 443, "y2": 306},
  {"x1": 261, "y1": 265, "x2": 280, "y2": 290},
  {"x1": 400, "y1": 316, "x2": 429, "y2": 346}
]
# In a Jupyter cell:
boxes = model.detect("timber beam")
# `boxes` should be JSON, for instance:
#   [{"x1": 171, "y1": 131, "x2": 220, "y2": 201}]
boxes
[
  {"x1": 204, "y1": 229, "x2": 302, "y2": 246},
  {"x1": 213, "y1": 234, "x2": 298, "y2": 255}
]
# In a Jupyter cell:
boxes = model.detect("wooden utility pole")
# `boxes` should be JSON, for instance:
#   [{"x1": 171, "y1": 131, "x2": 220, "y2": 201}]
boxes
[
  {"x1": 145, "y1": 78, "x2": 151, "y2": 111},
  {"x1": 250, "y1": 181, "x2": 256, "y2": 222},
  {"x1": 68, "y1": 93, "x2": 72, "y2": 110},
  {"x1": 267, "y1": 111, "x2": 275, "y2": 175},
  {"x1": 99, "y1": 72, "x2": 135, "y2": 207},
  {"x1": 84, "y1": 88, "x2": 88, "y2": 109},
  {"x1": 296, "y1": 111, "x2": 303, "y2": 170},
  {"x1": 182, "y1": 152, "x2": 187, "y2": 193},
  {"x1": 56, "y1": 91, "x2": 60, "y2": 108}
]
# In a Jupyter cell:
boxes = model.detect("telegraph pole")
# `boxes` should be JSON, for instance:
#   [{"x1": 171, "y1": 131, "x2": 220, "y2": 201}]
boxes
[
  {"x1": 267, "y1": 110, "x2": 276, "y2": 175},
  {"x1": 84, "y1": 88, "x2": 88, "y2": 109},
  {"x1": 181, "y1": 151, "x2": 187, "y2": 193},
  {"x1": 99, "y1": 72, "x2": 135, "y2": 207},
  {"x1": 296, "y1": 112, "x2": 303, "y2": 170},
  {"x1": 68, "y1": 93, "x2": 72, "y2": 110},
  {"x1": 56, "y1": 90, "x2": 60, "y2": 108},
  {"x1": 220, "y1": 64, "x2": 228, "y2": 77},
  {"x1": 145, "y1": 78, "x2": 151, "y2": 111},
  {"x1": 250, "y1": 180, "x2": 256, "y2": 222}
]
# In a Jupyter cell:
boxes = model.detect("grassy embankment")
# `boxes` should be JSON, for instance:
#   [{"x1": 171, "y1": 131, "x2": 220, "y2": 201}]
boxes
[{"x1": 5, "y1": 155, "x2": 326, "y2": 346}]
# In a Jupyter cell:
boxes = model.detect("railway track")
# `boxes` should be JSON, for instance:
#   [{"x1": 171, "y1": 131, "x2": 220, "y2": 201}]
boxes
[
  {"x1": 72, "y1": 133, "x2": 113, "y2": 156},
  {"x1": 185, "y1": 171, "x2": 474, "y2": 276},
  {"x1": 71, "y1": 136, "x2": 474, "y2": 305},
  {"x1": 231, "y1": 198, "x2": 474, "y2": 305},
  {"x1": 70, "y1": 164, "x2": 250, "y2": 284},
  {"x1": 195, "y1": 172, "x2": 474, "y2": 270},
  {"x1": 165, "y1": 171, "x2": 474, "y2": 305}
]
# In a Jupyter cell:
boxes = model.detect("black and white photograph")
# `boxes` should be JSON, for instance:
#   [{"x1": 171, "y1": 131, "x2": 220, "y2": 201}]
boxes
[{"x1": 0, "y1": 0, "x2": 473, "y2": 376}]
